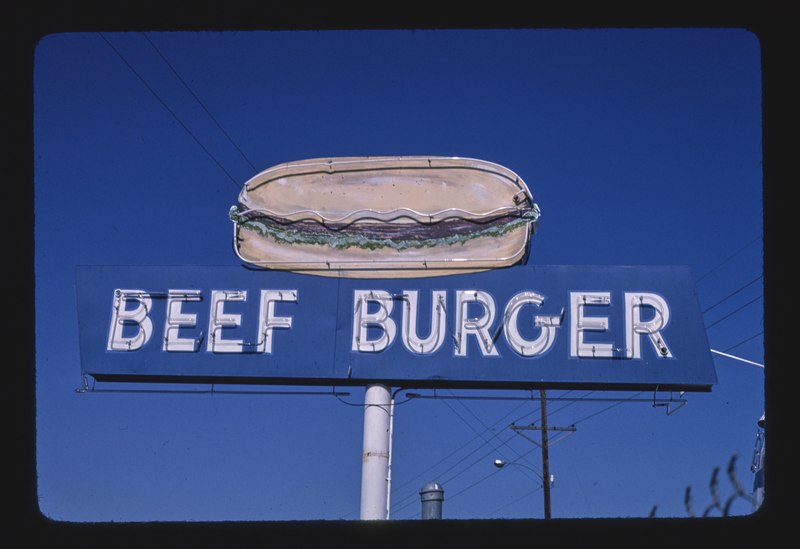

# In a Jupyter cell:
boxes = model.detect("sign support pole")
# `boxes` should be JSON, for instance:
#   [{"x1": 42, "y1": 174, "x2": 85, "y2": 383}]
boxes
[{"x1": 360, "y1": 383, "x2": 392, "y2": 520}]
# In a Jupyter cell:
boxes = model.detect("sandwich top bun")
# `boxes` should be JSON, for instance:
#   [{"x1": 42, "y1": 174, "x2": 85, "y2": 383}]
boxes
[{"x1": 230, "y1": 156, "x2": 539, "y2": 278}]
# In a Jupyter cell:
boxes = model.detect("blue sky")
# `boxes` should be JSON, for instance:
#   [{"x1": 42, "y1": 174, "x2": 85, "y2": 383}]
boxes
[{"x1": 32, "y1": 28, "x2": 764, "y2": 523}]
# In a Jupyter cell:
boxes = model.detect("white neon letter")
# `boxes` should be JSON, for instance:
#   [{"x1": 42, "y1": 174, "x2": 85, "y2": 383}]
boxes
[
  {"x1": 163, "y1": 289, "x2": 202, "y2": 352},
  {"x1": 352, "y1": 290, "x2": 396, "y2": 352},
  {"x1": 503, "y1": 291, "x2": 562, "y2": 357},
  {"x1": 455, "y1": 290, "x2": 499, "y2": 357},
  {"x1": 570, "y1": 292, "x2": 614, "y2": 358},
  {"x1": 107, "y1": 289, "x2": 154, "y2": 351},
  {"x1": 625, "y1": 293, "x2": 672, "y2": 358},
  {"x1": 256, "y1": 289, "x2": 297, "y2": 354},
  {"x1": 207, "y1": 290, "x2": 246, "y2": 353},
  {"x1": 401, "y1": 290, "x2": 447, "y2": 355}
]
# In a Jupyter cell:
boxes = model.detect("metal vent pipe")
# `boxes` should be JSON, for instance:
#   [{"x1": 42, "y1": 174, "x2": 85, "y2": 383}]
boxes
[{"x1": 420, "y1": 482, "x2": 444, "y2": 520}]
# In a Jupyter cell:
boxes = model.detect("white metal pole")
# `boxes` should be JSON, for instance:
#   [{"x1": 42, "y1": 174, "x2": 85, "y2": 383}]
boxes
[
  {"x1": 385, "y1": 391, "x2": 395, "y2": 519},
  {"x1": 360, "y1": 383, "x2": 391, "y2": 520}
]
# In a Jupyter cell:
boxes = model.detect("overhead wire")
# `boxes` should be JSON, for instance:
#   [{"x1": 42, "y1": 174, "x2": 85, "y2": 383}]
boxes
[
  {"x1": 415, "y1": 392, "x2": 647, "y2": 519},
  {"x1": 694, "y1": 236, "x2": 761, "y2": 285},
  {"x1": 701, "y1": 275, "x2": 763, "y2": 315},
  {"x1": 390, "y1": 398, "x2": 531, "y2": 493},
  {"x1": 395, "y1": 443, "x2": 543, "y2": 520},
  {"x1": 486, "y1": 481, "x2": 542, "y2": 518},
  {"x1": 98, "y1": 32, "x2": 241, "y2": 189},
  {"x1": 695, "y1": 233, "x2": 764, "y2": 374},
  {"x1": 391, "y1": 389, "x2": 638, "y2": 519},
  {"x1": 391, "y1": 429, "x2": 524, "y2": 518},
  {"x1": 438, "y1": 447, "x2": 539, "y2": 509},
  {"x1": 693, "y1": 236, "x2": 764, "y2": 367},
  {"x1": 344, "y1": 387, "x2": 681, "y2": 519},
  {"x1": 388, "y1": 394, "x2": 545, "y2": 516},
  {"x1": 571, "y1": 391, "x2": 645, "y2": 426},
  {"x1": 339, "y1": 397, "x2": 532, "y2": 520},
  {"x1": 442, "y1": 468, "x2": 504, "y2": 507},
  {"x1": 722, "y1": 330, "x2": 763, "y2": 353},
  {"x1": 442, "y1": 391, "x2": 539, "y2": 480},
  {"x1": 389, "y1": 425, "x2": 518, "y2": 516},
  {"x1": 705, "y1": 295, "x2": 763, "y2": 330},
  {"x1": 512, "y1": 389, "x2": 591, "y2": 425},
  {"x1": 140, "y1": 32, "x2": 258, "y2": 173},
  {"x1": 396, "y1": 390, "x2": 649, "y2": 491}
]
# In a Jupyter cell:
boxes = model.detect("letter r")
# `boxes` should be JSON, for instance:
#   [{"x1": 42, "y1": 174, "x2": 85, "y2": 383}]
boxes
[{"x1": 625, "y1": 292, "x2": 673, "y2": 358}]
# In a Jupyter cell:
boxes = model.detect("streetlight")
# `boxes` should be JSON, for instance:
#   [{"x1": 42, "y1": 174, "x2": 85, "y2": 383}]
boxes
[
  {"x1": 492, "y1": 458, "x2": 554, "y2": 518},
  {"x1": 493, "y1": 459, "x2": 554, "y2": 485}
]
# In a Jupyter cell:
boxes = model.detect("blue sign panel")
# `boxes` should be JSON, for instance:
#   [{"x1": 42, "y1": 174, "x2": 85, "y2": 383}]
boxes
[{"x1": 76, "y1": 265, "x2": 717, "y2": 391}]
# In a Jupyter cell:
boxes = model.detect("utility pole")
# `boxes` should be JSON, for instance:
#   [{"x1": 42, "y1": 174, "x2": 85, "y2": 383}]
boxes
[
  {"x1": 539, "y1": 389, "x2": 552, "y2": 519},
  {"x1": 511, "y1": 389, "x2": 576, "y2": 519}
]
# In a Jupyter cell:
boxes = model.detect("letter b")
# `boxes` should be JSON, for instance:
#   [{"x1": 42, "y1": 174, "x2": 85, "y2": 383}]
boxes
[
  {"x1": 352, "y1": 290, "x2": 396, "y2": 352},
  {"x1": 107, "y1": 289, "x2": 154, "y2": 351}
]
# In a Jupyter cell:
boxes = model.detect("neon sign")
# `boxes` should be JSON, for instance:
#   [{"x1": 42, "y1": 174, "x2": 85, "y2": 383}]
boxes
[{"x1": 78, "y1": 265, "x2": 717, "y2": 391}]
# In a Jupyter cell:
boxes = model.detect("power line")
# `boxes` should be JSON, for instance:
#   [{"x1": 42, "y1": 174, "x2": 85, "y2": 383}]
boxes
[
  {"x1": 571, "y1": 391, "x2": 645, "y2": 426},
  {"x1": 427, "y1": 434, "x2": 518, "y2": 493},
  {"x1": 390, "y1": 398, "x2": 531, "y2": 495},
  {"x1": 337, "y1": 398, "x2": 532, "y2": 519},
  {"x1": 410, "y1": 393, "x2": 649, "y2": 519},
  {"x1": 391, "y1": 390, "x2": 619, "y2": 518},
  {"x1": 441, "y1": 398, "x2": 512, "y2": 454},
  {"x1": 695, "y1": 236, "x2": 761, "y2": 285},
  {"x1": 705, "y1": 295, "x2": 763, "y2": 330},
  {"x1": 392, "y1": 431, "x2": 525, "y2": 518},
  {"x1": 393, "y1": 390, "x2": 583, "y2": 510},
  {"x1": 487, "y1": 482, "x2": 542, "y2": 518},
  {"x1": 358, "y1": 389, "x2": 661, "y2": 519},
  {"x1": 444, "y1": 391, "x2": 539, "y2": 478},
  {"x1": 98, "y1": 33, "x2": 240, "y2": 188},
  {"x1": 701, "y1": 275, "x2": 763, "y2": 314},
  {"x1": 140, "y1": 32, "x2": 258, "y2": 173},
  {"x1": 389, "y1": 397, "x2": 544, "y2": 516},
  {"x1": 390, "y1": 428, "x2": 517, "y2": 516},
  {"x1": 537, "y1": 390, "x2": 592, "y2": 421},
  {"x1": 722, "y1": 330, "x2": 763, "y2": 353},
  {"x1": 398, "y1": 444, "x2": 541, "y2": 519},
  {"x1": 445, "y1": 467, "x2": 503, "y2": 501}
]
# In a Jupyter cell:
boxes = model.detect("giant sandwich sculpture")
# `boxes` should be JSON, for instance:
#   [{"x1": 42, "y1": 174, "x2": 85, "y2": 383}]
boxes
[{"x1": 230, "y1": 156, "x2": 539, "y2": 278}]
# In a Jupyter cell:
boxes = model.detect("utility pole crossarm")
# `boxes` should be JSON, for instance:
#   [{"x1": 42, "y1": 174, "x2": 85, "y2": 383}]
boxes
[
  {"x1": 511, "y1": 422, "x2": 576, "y2": 448},
  {"x1": 509, "y1": 390, "x2": 577, "y2": 519}
]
